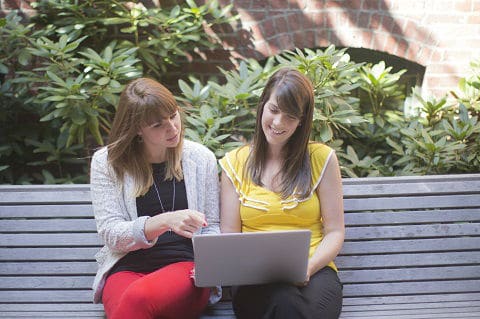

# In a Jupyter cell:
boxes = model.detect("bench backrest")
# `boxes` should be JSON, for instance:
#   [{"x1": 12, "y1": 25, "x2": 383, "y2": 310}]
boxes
[
  {"x1": 338, "y1": 174, "x2": 480, "y2": 308},
  {"x1": 1, "y1": 174, "x2": 479, "y2": 313}
]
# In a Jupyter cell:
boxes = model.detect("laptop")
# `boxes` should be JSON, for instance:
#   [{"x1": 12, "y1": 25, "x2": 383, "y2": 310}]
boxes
[{"x1": 192, "y1": 229, "x2": 311, "y2": 287}]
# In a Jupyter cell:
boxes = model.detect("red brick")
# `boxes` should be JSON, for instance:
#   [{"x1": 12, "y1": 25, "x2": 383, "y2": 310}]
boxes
[
  {"x1": 383, "y1": 34, "x2": 399, "y2": 55},
  {"x1": 302, "y1": 12, "x2": 317, "y2": 30},
  {"x1": 276, "y1": 34, "x2": 294, "y2": 51},
  {"x1": 293, "y1": 31, "x2": 306, "y2": 48},
  {"x1": 357, "y1": 12, "x2": 371, "y2": 29},
  {"x1": 288, "y1": 12, "x2": 303, "y2": 33},
  {"x1": 304, "y1": 30, "x2": 315, "y2": 47},
  {"x1": 369, "y1": 13, "x2": 383, "y2": 30},
  {"x1": 315, "y1": 29, "x2": 331, "y2": 47},
  {"x1": 251, "y1": 1, "x2": 269, "y2": 10},
  {"x1": 273, "y1": 16, "x2": 289, "y2": 34},
  {"x1": 268, "y1": 39, "x2": 281, "y2": 56},
  {"x1": 344, "y1": 0, "x2": 362, "y2": 10},
  {"x1": 362, "y1": 0, "x2": 380, "y2": 10},
  {"x1": 261, "y1": 18, "x2": 277, "y2": 39}
]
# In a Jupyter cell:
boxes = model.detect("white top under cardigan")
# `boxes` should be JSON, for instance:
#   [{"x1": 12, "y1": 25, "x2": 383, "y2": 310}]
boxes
[{"x1": 90, "y1": 139, "x2": 220, "y2": 303}]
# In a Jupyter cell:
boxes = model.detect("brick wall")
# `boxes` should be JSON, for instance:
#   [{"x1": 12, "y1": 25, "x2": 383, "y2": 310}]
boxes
[{"x1": 2, "y1": 0, "x2": 479, "y2": 97}]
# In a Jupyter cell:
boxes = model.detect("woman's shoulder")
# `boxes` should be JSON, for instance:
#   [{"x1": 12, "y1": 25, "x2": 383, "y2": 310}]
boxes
[
  {"x1": 308, "y1": 141, "x2": 333, "y2": 158},
  {"x1": 219, "y1": 144, "x2": 250, "y2": 173},
  {"x1": 221, "y1": 144, "x2": 250, "y2": 163},
  {"x1": 183, "y1": 139, "x2": 215, "y2": 160},
  {"x1": 91, "y1": 146, "x2": 108, "y2": 165}
]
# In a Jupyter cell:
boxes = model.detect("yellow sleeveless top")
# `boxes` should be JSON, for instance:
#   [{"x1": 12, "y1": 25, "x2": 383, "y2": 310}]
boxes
[{"x1": 219, "y1": 142, "x2": 337, "y2": 271}]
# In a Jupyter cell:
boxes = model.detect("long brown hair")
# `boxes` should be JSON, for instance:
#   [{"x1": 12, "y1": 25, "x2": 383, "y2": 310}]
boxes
[
  {"x1": 246, "y1": 68, "x2": 314, "y2": 200},
  {"x1": 107, "y1": 77, "x2": 184, "y2": 196}
]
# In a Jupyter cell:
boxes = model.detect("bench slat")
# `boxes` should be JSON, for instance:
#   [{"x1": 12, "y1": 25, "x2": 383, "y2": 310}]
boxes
[
  {"x1": 0, "y1": 219, "x2": 97, "y2": 232},
  {"x1": 342, "y1": 292, "x2": 480, "y2": 305},
  {"x1": 0, "y1": 276, "x2": 94, "y2": 289},
  {"x1": 343, "y1": 300, "x2": 480, "y2": 312},
  {"x1": 0, "y1": 304, "x2": 104, "y2": 311},
  {"x1": 0, "y1": 262, "x2": 97, "y2": 275},
  {"x1": 345, "y1": 223, "x2": 480, "y2": 239},
  {"x1": 0, "y1": 233, "x2": 101, "y2": 246},
  {"x1": 339, "y1": 311, "x2": 480, "y2": 319},
  {"x1": 0, "y1": 313, "x2": 105, "y2": 318},
  {"x1": 344, "y1": 194, "x2": 480, "y2": 211},
  {"x1": 0, "y1": 247, "x2": 99, "y2": 261},
  {"x1": 345, "y1": 209, "x2": 480, "y2": 225},
  {"x1": 341, "y1": 237, "x2": 480, "y2": 254},
  {"x1": 339, "y1": 265, "x2": 480, "y2": 283},
  {"x1": 343, "y1": 279, "x2": 480, "y2": 296},
  {"x1": 335, "y1": 251, "x2": 480, "y2": 268},
  {"x1": 0, "y1": 290, "x2": 94, "y2": 303},
  {"x1": 0, "y1": 205, "x2": 94, "y2": 218},
  {"x1": 0, "y1": 185, "x2": 91, "y2": 204}
]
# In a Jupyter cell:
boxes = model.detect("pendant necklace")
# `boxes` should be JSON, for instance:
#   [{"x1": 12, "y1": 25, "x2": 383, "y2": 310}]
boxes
[
  {"x1": 152, "y1": 178, "x2": 176, "y2": 213},
  {"x1": 152, "y1": 177, "x2": 176, "y2": 233}
]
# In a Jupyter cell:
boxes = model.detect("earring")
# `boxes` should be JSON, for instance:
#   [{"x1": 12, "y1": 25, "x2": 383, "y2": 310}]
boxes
[{"x1": 137, "y1": 135, "x2": 143, "y2": 143}]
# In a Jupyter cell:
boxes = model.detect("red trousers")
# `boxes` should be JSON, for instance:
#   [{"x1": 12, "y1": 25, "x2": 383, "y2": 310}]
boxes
[{"x1": 102, "y1": 261, "x2": 209, "y2": 319}]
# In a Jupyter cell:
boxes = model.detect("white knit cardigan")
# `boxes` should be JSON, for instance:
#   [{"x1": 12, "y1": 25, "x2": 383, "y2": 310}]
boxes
[{"x1": 90, "y1": 139, "x2": 220, "y2": 303}]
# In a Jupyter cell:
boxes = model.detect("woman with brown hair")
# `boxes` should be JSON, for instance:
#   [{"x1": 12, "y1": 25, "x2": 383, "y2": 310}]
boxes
[
  {"x1": 90, "y1": 78, "x2": 220, "y2": 319},
  {"x1": 220, "y1": 68, "x2": 345, "y2": 318}
]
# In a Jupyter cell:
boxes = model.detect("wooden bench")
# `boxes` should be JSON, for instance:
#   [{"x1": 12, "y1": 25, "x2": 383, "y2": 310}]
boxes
[{"x1": 1, "y1": 174, "x2": 479, "y2": 318}]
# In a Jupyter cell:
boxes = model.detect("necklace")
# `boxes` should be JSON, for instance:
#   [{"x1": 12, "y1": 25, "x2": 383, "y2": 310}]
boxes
[{"x1": 152, "y1": 177, "x2": 176, "y2": 213}]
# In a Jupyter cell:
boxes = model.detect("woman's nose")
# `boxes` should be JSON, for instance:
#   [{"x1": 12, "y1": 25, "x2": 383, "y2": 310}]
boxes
[{"x1": 272, "y1": 114, "x2": 284, "y2": 126}]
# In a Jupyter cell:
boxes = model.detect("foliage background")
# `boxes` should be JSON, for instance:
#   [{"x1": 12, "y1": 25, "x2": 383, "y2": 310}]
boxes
[{"x1": 1, "y1": 1, "x2": 479, "y2": 184}]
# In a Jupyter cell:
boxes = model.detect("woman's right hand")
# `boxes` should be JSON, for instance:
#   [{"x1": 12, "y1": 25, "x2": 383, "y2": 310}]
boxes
[
  {"x1": 145, "y1": 209, "x2": 207, "y2": 240},
  {"x1": 164, "y1": 209, "x2": 207, "y2": 238}
]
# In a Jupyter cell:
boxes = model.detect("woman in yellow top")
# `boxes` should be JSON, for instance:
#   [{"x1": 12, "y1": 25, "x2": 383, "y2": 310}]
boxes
[{"x1": 220, "y1": 68, "x2": 345, "y2": 318}]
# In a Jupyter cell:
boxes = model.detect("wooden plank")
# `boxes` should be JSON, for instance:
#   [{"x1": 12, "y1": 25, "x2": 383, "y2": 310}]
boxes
[
  {"x1": 344, "y1": 223, "x2": 480, "y2": 240},
  {"x1": 342, "y1": 173, "x2": 480, "y2": 185},
  {"x1": 0, "y1": 185, "x2": 91, "y2": 204},
  {"x1": 344, "y1": 194, "x2": 480, "y2": 211},
  {"x1": 0, "y1": 219, "x2": 97, "y2": 233},
  {"x1": 0, "y1": 262, "x2": 97, "y2": 275},
  {"x1": 0, "y1": 304, "x2": 104, "y2": 312},
  {"x1": 345, "y1": 209, "x2": 480, "y2": 226},
  {"x1": 343, "y1": 179, "x2": 480, "y2": 197},
  {"x1": 0, "y1": 247, "x2": 99, "y2": 261},
  {"x1": 339, "y1": 266, "x2": 480, "y2": 283},
  {"x1": 342, "y1": 279, "x2": 480, "y2": 296},
  {"x1": 339, "y1": 311, "x2": 480, "y2": 319},
  {"x1": 340, "y1": 237, "x2": 480, "y2": 254},
  {"x1": 342, "y1": 300, "x2": 480, "y2": 311},
  {"x1": 342, "y1": 293, "x2": 480, "y2": 306},
  {"x1": 342, "y1": 307, "x2": 480, "y2": 316},
  {"x1": 0, "y1": 290, "x2": 94, "y2": 303},
  {"x1": 342, "y1": 174, "x2": 480, "y2": 195},
  {"x1": 0, "y1": 314, "x2": 104, "y2": 319},
  {"x1": 0, "y1": 276, "x2": 94, "y2": 289},
  {"x1": 0, "y1": 205, "x2": 94, "y2": 218},
  {"x1": 0, "y1": 233, "x2": 102, "y2": 246},
  {"x1": 335, "y1": 251, "x2": 480, "y2": 268}
]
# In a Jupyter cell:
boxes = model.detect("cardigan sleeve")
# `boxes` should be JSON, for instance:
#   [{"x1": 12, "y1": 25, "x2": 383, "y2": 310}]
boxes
[
  {"x1": 90, "y1": 148, "x2": 156, "y2": 254},
  {"x1": 200, "y1": 148, "x2": 220, "y2": 235}
]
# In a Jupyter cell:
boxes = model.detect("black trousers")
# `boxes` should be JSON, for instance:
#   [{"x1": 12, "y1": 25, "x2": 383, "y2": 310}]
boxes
[{"x1": 232, "y1": 267, "x2": 343, "y2": 319}]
